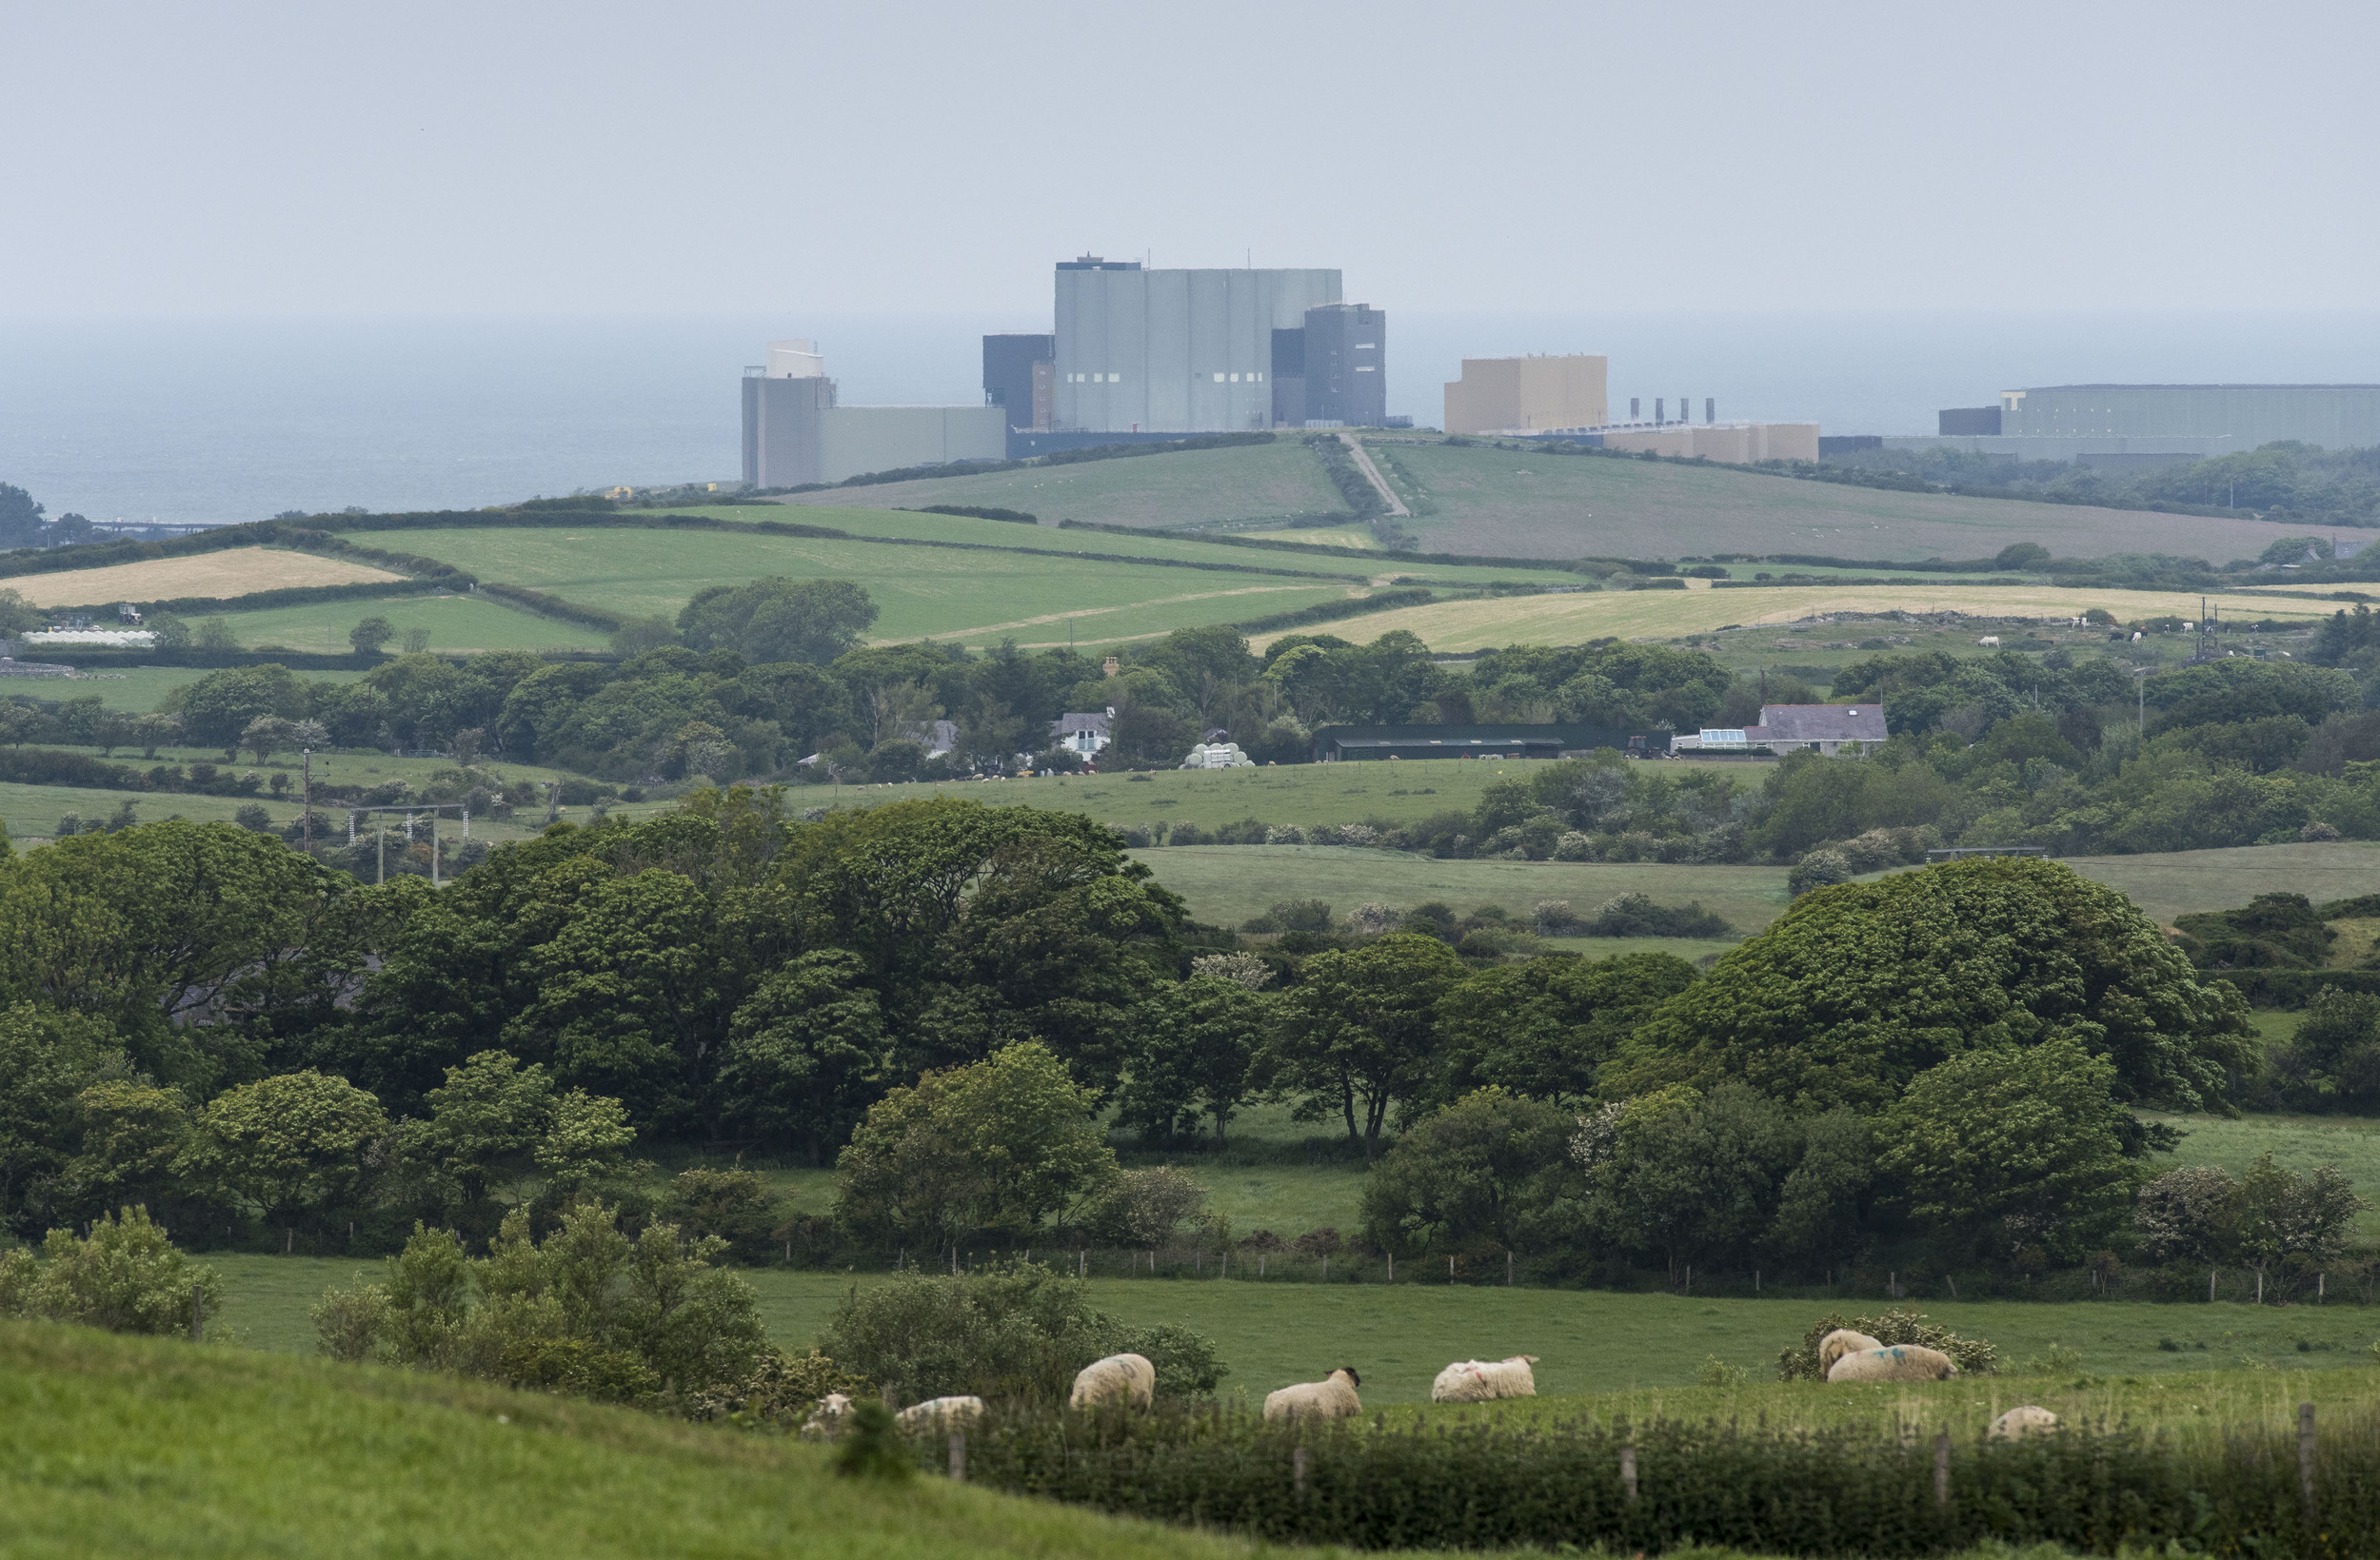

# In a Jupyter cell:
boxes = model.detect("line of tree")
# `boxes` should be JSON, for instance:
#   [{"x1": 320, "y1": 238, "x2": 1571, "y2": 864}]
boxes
[{"x1": 0, "y1": 795, "x2": 2309, "y2": 1293}]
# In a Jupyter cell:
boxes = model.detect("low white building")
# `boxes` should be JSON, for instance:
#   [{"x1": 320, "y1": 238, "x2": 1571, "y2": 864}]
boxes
[{"x1": 1050, "y1": 709, "x2": 1113, "y2": 757}]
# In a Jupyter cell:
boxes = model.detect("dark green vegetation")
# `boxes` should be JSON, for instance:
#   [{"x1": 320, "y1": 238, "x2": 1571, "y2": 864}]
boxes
[
  {"x1": 0, "y1": 789, "x2": 2314, "y2": 1313},
  {"x1": 935, "y1": 1390, "x2": 2380, "y2": 1556}
]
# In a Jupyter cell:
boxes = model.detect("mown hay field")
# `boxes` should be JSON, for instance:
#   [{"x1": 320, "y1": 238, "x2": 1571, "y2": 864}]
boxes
[
  {"x1": 1253, "y1": 581, "x2": 2341, "y2": 654},
  {"x1": 5, "y1": 546, "x2": 405, "y2": 607},
  {"x1": 1376, "y1": 439, "x2": 2323, "y2": 564},
  {"x1": 386, "y1": 524, "x2": 1357, "y2": 647}
]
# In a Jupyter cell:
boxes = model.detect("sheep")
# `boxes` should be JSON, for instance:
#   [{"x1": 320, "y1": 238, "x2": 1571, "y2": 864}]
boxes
[
  {"x1": 1069, "y1": 1353, "x2": 1157, "y2": 1412},
  {"x1": 1264, "y1": 1367, "x2": 1363, "y2": 1423},
  {"x1": 1977, "y1": 636, "x2": 2000, "y2": 647},
  {"x1": 1430, "y1": 1355, "x2": 1539, "y2": 1403},
  {"x1": 1989, "y1": 1405, "x2": 2059, "y2": 1440},
  {"x1": 797, "y1": 1391, "x2": 854, "y2": 1441},
  {"x1": 896, "y1": 1395, "x2": 985, "y2": 1432},
  {"x1": 1827, "y1": 1345, "x2": 1958, "y2": 1383},
  {"x1": 1816, "y1": 1329, "x2": 1884, "y2": 1375}
]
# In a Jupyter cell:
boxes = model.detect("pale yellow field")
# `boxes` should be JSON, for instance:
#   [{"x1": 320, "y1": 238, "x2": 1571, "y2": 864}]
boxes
[
  {"x1": 1254, "y1": 582, "x2": 2339, "y2": 653},
  {"x1": 5, "y1": 547, "x2": 405, "y2": 608}
]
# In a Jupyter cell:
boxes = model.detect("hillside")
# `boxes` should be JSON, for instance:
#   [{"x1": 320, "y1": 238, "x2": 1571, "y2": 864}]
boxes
[
  {"x1": 771, "y1": 437, "x2": 1346, "y2": 527},
  {"x1": 1370, "y1": 439, "x2": 2319, "y2": 563},
  {"x1": 0, "y1": 1320, "x2": 1297, "y2": 1560},
  {"x1": 1250, "y1": 578, "x2": 2339, "y2": 653},
  {"x1": 764, "y1": 434, "x2": 2321, "y2": 565}
]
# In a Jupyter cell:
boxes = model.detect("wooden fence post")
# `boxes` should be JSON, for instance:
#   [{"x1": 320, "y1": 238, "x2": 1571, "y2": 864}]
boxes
[
  {"x1": 949, "y1": 1429, "x2": 966, "y2": 1482},
  {"x1": 2298, "y1": 1402, "x2": 2316, "y2": 1523},
  {"x1": 1619, "y1": 1446, "x2": 1638, "y2": 1504},
  {"x1": 1934, "y1": 1432, "x2": 1950, "y2": 1511},
  {"x1": 1292, "y1": 1445, "x2": 1309, "y2": 1494}
]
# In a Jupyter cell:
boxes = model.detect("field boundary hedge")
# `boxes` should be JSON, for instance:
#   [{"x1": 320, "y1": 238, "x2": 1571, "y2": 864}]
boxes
[
  {"x1": 937, "y1": 1406, "x2": 2375, "y2": 1556},
  {"x1": 2211, "y1": 968, "x2": 2380, "y2": 1006},
  {"x1": 1231, "y1": 587, "x2": 1434, "y2": 635}
]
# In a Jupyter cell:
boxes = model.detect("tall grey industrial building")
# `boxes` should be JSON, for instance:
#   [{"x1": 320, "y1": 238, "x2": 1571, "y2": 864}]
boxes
[
  {"x1": 976, "y1": 258, "x2": 1377, "y2": 447},
  {"x1": 1048, "y1": 257, "x2": 1343, "y2": 433}
]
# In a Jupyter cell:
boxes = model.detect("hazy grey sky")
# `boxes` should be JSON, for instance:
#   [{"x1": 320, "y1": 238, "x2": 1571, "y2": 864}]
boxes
[{"x1": 7, "y1": 1, "x2": 2376, "y2": 320}]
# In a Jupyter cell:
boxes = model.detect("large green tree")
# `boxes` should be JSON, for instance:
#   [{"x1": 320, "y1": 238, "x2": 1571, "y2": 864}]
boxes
[
  {"x1": 1436, "y1": 951, "x2": 1698, "y2": 1107},
  {"x1": 1117, "y1": 975, "x2": 1271, "y2": 1146},
  {"x1": 833, "y1": 1041, "x2": 1115, "y2": 1256},
  {"x1": 717, "y1": 949, "x2": 892, "y2": 1162},
  {"x1": 1271, "y1": 933, "x2": 1464, "y2": 1159},
  {"x1": 1875, "y1": 1037, "x2": 2142, "y2": 1262},
  {"x1": 677, "y1": 577, "x2": 878, "y2": 666},
  {"x1": 1359, "y1": 1088, "x2": 1581, "y2": 1259},
  {"x1": 177, "y1": 1070, "x2": 388, "y2": 1251},
  {"x1": 1615, "y1": 858, "x2": 2255, "y2": 1115}
]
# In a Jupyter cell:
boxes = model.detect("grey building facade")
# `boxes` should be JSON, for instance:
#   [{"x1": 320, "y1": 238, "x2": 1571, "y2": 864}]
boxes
[
  {"x1": 742, "y1": 363, "x2": 1003, "y2": 488},
  {"x1": 2000, "y1": 385, "x2": 2380, "y2": 447},
  {"x1": 1052, "y1": 256, "x2": 1341, "y2": 433},
  {"x1": 1300, "y1": 303, "x2": 1386, "y2": 426},
  {"x1": 982, "y1": 332, "x2": 1055, "y2": 431}
]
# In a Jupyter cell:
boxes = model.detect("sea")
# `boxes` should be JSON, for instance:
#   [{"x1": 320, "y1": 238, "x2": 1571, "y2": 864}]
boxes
[{"x1": 7, "y1": 311, "x2": 2380, "y2": 530}]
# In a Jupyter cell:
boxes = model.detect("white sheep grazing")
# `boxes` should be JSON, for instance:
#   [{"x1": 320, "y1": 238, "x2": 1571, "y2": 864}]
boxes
[
  {"x1": 896, "y1": 1395, "x2": 985, "y2": 1432},
  {"x1": 1430, "y1": 1355, "x2": 1539, "y2": 1403},
  {"x1": 1264, "y1": 1367, "x2": 1363, "y2": 1423},
  {"x1": 1989, "y1": 1405, "x2": 2059, "y2": 1440},
  {"x1": 1977, "y1": 636, "x2": 2001, "y2": 647},
  {"x1": 1816, "y1": 1329, "x2": 1884, "y2": 1375},
  {"x1": 797, "y1": 1391, "x2": 854, "y2": 1441},
  {"x1": 1069, "y1": 1353, "x2": 1157, "y2": 1411},
  {"x1": 1827, "y1": 1345, "x2": 1958, "y2": 1383}
]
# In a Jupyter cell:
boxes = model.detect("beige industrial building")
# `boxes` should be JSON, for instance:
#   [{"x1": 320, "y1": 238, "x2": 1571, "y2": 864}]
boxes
[
  {"x1": 1601, "y1": 421, "x2": 1820, "y2": 464},
  {"x1": 1443, "y1": 354, "x2": 1607, "y2": 435}
]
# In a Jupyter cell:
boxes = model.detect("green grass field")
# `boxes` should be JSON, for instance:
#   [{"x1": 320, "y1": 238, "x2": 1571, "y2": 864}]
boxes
[
  {"x1": 1135, "y1": 844, "x2": 1789, "y2": 938},
  {"x1": 828, "y1": 756, "x2": 1753, "y2": 834},
  {"x1": 381, "y1": 523, "x2": 1359, "y2": 649},
  {"x1": 9, "y1": 665, "x2": 368, "y2": 712},
  {"x1": 770, "y1": 439, "x2": 1349, "y2": 528},
  {"x1": 1376, "y1": 440, "x2": 2314, "y2": 564},
  {"x1": 206, "y1": 1251, "x2": 2380, "y2": 1411},
  {"x1": 197, "y1": 591, "x2": 611, "y2": 654},
  {"x1": 0, "y1": 1321, "x2": 1306, "y2": 1560},
  {"x1": 2012, "y1": 842, "x2": 2380, "y2": 925}
]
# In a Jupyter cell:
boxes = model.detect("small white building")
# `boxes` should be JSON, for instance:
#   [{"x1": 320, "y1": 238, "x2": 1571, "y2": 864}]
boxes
[{"x1": 1050, "y1": 709, "x2": 1113, "y2": 757}]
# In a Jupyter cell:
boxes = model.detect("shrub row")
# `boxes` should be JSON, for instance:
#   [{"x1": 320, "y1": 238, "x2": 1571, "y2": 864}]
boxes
[
  {"x1": 1230, "y1": 587, "x2": 1433, "y2": 636},
  {"x1": 934, "y1": 1406, "x2": 2375, "y2": 1557}
]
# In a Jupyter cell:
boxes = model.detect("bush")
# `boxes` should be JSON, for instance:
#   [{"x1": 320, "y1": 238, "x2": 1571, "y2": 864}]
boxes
[
  {"x1": 1082, "y1": 1166, "x2": 1209, "y2": 1247},
  {"x1": 1775, "y1": 1308, "x2": 1998, "y2": 1381},
  {"x1": 817, "y1": 1261, "x2": 1223, "y2": 1405},
  {"x1": 0, "y1": 1207, "x2": 223, "y2": 1336},
  {"x1": 1787, "y1": 848, "x2": 1855, "y2": 896},
  {"x1": 1582, "y1": 892, "x2": 1734, "y2": 938},
  {"x1": 311, "y1": 1203, "x2": 767, "y2": 1407},
  {"x1": 660, "y1": 1168, "x2": 783, "y2": 1263},
  {"x1": 233, "y1": 802, "x2": 273, "y2": 832}
]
